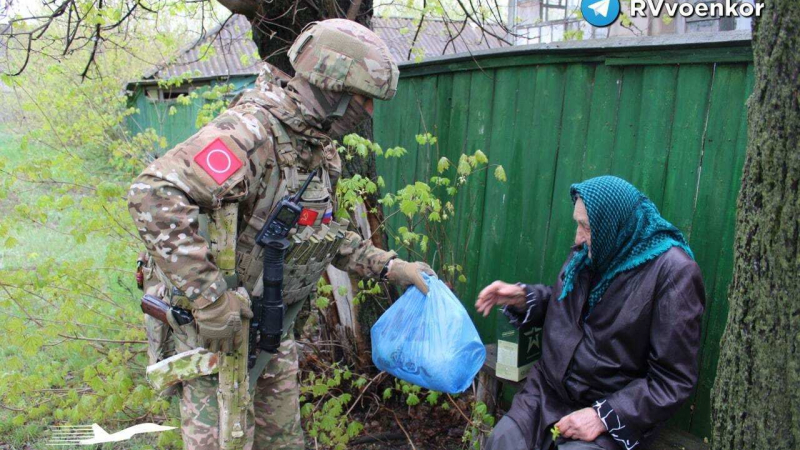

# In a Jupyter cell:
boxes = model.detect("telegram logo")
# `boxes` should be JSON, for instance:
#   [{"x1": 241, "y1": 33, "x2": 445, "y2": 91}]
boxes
[{"x1": 581, "y1": 0, "x2": 621, "y2": 27}]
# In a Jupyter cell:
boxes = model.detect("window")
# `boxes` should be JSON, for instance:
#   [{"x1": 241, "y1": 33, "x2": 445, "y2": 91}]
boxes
[
  {"x1": 145, "y1": 86, "x2": 192, "y2": 102},
  {"x1": 541, "y1": 0, "x2": 580, "y2": 22},
  {"x1": 513, "y1": 0, "x2": 592, "y2": 45},
  {"x1": 161, "y1": 89, "x2": 190, "y2": 100},
  {"x1": 685, "y1": 0, "x2": 743, "y2": 32}
]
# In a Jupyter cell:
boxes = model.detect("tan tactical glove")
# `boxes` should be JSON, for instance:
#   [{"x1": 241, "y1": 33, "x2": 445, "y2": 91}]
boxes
[
  {"x1": 193, "y1": 287, "x2": 253, "y2": 353},
  {"x1": 386, "y1": 259, "x2": 437, "y2": 295}
]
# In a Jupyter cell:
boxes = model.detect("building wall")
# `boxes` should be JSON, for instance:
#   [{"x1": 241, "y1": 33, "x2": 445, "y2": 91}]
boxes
[
  {"x1": 374, "y1": 38, "x2": 753, "y2": 439},
  {"x1": 511, "y1": 0, "x2": 756, "y2": 43},
  {"x1": 126, "y1": 76, "x2": 256, "y2": 154},
  {"x1": 512, "y1": 0, "x2": 610, "y2": 44}
]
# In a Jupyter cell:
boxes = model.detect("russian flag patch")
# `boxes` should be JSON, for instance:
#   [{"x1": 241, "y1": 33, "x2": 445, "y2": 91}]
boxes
[{"x1": 322, "y1": 209, "x2": 333, "y2": 224}]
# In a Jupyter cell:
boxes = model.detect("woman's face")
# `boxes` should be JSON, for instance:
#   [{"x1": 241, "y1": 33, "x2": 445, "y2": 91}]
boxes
[{"x1": 573, "y1": 197, "x2": 592, "y2": 258}]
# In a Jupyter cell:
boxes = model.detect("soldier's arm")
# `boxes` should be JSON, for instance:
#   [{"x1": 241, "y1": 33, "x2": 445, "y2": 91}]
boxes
[
  {"x1": 128, "y1": 103, "x2": 275, "y2": 308},
  {"x1": 331, "y1": 230, "x2": 396, "y2": 279}
]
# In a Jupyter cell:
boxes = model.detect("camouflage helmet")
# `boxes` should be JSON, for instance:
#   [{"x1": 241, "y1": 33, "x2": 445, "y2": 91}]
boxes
[{"x1": 288, "y1": 19, "x2": 399, "y2": 101}]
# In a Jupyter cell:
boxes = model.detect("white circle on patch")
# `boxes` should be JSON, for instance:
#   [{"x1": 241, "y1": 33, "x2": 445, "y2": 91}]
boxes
[{"x1": 206, "y1": 149, "x2": 232, "y2": 174}]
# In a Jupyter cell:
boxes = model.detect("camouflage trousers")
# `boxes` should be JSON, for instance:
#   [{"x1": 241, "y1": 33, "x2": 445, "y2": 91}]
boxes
[{"x1": 172, "y1": 325, "x2": 304, "y2": 450}]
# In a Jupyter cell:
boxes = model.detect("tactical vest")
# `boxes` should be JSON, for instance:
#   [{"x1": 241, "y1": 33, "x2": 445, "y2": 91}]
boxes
[
  {"x1": 149, "y1": 113, "x2": 345, "y2": 310},
  {"x1": 233, "y1": 114, "x2": 347, "y2": 305}
]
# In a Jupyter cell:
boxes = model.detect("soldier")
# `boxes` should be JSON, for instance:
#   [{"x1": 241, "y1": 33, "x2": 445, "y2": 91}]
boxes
[{"x1": 128, "y1": 19, "x2": 435, "y2": 450}]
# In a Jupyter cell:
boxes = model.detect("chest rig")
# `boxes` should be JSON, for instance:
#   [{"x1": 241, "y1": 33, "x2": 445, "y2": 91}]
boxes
[{"x1": 233, "y1": 114, "x2": 348, "y2": 306}]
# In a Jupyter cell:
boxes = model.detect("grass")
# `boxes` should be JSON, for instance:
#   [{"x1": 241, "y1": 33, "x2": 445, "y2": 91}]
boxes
[
  {"x1": 0, "y1": 125, "x2": 182, "y2": 449},
  {"x1": 0, "y1": 127, "x2": 116, "y2": 268}
]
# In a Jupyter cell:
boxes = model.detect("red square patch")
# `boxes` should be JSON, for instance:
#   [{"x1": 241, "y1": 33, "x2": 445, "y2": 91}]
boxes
[
  {"x1": 297, "y1": 209, "x2": 319, "y2": 226},
  {"x1": 193, "y1": 138, "x2": 243, "y2": 185}
]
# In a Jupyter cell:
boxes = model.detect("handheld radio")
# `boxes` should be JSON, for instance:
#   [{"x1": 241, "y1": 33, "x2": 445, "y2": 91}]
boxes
[{"x1": 250, "y1": 169, "x2": 319, "y2": 359}]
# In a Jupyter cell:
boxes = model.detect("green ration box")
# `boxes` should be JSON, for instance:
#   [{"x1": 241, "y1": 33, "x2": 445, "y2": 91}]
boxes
[{"x1": 496, "y1": 314, "x2": 542, "y2": 382}]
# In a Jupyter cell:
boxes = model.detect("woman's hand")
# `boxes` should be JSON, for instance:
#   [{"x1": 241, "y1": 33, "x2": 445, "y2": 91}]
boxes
[
  {"x1": 475, "y1": 281, "x2": 527, "y2": 317},
  {"x1": 555, "y1": 408, "x2": 606, "y2": 442}
]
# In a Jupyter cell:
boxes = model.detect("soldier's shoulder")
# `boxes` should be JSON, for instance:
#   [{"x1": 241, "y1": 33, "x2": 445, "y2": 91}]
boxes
[{"x1": 138, "y1": 106, "x2": 279, "y2": 205}]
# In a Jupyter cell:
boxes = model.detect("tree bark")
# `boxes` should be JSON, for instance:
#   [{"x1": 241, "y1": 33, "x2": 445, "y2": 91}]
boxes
[
  {"x1": 217, "y1": 0, "x2": 373, "y2": 75},
  {"x1": 711, "y1": 2, "x2": 800, "y2": 449}
]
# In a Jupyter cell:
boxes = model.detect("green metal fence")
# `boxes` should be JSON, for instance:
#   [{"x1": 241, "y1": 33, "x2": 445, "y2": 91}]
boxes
[{"x1": 373, "y1": 31, "x2": 754, "y2": 439}]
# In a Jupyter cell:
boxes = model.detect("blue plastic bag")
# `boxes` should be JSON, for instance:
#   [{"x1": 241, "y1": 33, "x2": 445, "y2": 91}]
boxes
[{"x1": 371, "y1": 274, "x2": 486, "y2": 393}]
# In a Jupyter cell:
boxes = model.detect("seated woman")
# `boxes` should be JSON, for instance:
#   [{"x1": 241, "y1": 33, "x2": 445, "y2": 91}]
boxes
[{"x1": 476, "y1": 175, "x2": 705, "y2": 450}]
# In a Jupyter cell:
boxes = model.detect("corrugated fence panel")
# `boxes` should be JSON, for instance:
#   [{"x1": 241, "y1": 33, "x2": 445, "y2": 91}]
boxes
[{"x1": 374, "y1": 40, "x2": 753, "y2": 440}]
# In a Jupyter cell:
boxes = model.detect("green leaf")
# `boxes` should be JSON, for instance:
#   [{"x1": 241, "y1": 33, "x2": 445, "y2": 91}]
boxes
[
  {"x1": 0, "y1": 73, "x2": 14, "y2": 87},
  {"x1": 346, "y1": 421, "x2": 364, "y2": 438},
  {"x1": 382, "y1": 388, "x2": 393, "y2": 400},
  {"x1": 474, "y1": 149, "x2": 488, "y2": 165},
  {"x1": 437, "y1": 157, "x2": 450, "y2": 173},
  {"x1": 4, "y1": 236, "x2": 18, "y2": 248},
  {"x1": 319, "y1": 414, "x2": 337, "y2": 431},
  {"x1": 315, "y1": 297, "x2": 330, "y2": 309},
  {"x1": 301, "y1": 403, "x2": 313, "y2": 418},
  {"x1": 97, "y1": 182, "x2": 124, "y2": 199},
  {"x1": 406, "y1": 393, "x2": 420, "y2": 406},
  {"x1": 457, "y1": 155, "x2": 471, "y2": 176},
  {"x1": 400, "y1": 199, "x2": 418, "y2": 218},
  {"x1": 312, "y1": 383, "x2": 329, "y2": 397},
  {"x1": 494, "y1": 165, "x2": 507, "y2": 182}
]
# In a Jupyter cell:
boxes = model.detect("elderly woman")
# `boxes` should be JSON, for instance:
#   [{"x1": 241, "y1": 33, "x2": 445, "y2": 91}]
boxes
[{"x1": 476, "y1": 176, "x2": 705, "y2": 450}]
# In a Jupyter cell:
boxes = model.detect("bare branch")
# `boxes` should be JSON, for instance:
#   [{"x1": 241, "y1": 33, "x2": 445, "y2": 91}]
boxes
[
  {"x1": 346, "y1": 0, "x2": 364, "y2": 20},
  {"x1": 407, "y1": 0, "x2": 426, "y2": 60}
]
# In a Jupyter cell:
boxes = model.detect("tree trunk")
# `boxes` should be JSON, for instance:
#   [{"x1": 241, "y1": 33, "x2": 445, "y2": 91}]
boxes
[
  {"x1": 711, "y1": 2, "x2": 800, "y2": 449},
  {"x1": 217, "y1": 0, "x2": 373, "y2": 75}
]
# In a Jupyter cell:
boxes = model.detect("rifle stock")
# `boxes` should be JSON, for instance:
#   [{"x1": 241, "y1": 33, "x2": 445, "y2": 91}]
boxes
[
  {"x1": 140, "y1": 294, "x2": 194, "y2": 326},
  {"x1": 141, "y1": 294, "x2": 170, "y2": 324}
]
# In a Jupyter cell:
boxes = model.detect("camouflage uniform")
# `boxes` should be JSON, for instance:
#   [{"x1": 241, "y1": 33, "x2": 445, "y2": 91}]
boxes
[{"x1": 128, "y1": 19, "x2": 400, "y2": 450}]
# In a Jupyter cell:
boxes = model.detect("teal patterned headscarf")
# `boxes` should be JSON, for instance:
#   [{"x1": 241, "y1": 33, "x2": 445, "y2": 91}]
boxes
[{"x1": 558, "y1": 176, "x2": 694, "y2": 315}]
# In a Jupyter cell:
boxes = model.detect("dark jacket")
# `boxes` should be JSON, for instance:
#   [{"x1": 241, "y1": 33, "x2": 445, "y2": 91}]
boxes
[{"x1": 503, "y1": 246, "x2": 705, "y2": 450}]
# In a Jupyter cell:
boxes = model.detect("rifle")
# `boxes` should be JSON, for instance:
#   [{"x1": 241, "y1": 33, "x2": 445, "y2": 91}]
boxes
[
  {"x1": 140, "y1": 294, "x2": 193, "y2": 326},
  {"x1": 246, "y1": 169, "x2": 319, "y2": 386}
]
